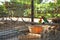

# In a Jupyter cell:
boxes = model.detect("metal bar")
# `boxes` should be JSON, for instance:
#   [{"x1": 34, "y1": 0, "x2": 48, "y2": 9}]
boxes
[{"x1": 31, "y1": 0, "x2": 34, "y2": 24}]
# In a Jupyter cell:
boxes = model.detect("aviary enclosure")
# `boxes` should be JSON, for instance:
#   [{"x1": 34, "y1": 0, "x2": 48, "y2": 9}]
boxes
[{"x1": 0, "y1": 0, "x2": 60, "y2": 40}]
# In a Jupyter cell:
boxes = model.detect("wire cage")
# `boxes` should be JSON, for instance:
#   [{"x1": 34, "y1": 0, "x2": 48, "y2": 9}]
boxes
[{"x1": 0, "y1": 0, "x2": 60, "y2": 40}]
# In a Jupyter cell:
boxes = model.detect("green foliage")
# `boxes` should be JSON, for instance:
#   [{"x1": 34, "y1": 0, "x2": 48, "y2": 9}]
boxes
[
  {"x1": 34, "y1": 0, "x2": 60, "y2": 18},
  {"x1": 57, "y1": 0, "x2": 60, "y2": 4},
  {"x1": 24, "y1": 9, "x2": 31, "y2": 17},
  {"x1": 0, "y1": 5, "x2": 8, "y2": 17},
  {"x1": 0, "y1": 0, "x2": 59, "y2": 18},
  {"x1": 6, "y1": 0, "x2": 60, "y2": 18}
]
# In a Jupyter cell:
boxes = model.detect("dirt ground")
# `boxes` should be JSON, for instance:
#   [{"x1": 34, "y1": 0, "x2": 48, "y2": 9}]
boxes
[
  {"x1": 0, "y1": 20, "x2": 29, "y2": 31},
  {"x1": 0, "y1": 21, "x2": 60, "y2": 40}
]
